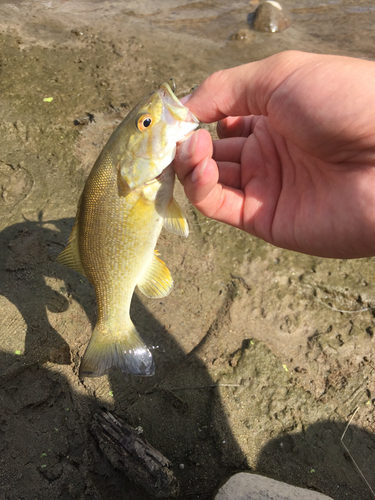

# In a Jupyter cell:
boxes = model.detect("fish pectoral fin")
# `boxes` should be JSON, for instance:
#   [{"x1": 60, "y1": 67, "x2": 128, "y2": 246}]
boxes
[
  {"x1": 56, "y1": 219, "x2": 86, "y2": 278},
  {"x1": 163, "y1": 197, "x2": 189, "y2": 237},
  {"x1": 137, "y1": 253, "x2": 173, "y2": 298},
  {"x1": 79, "y1": 322, "x2": 155, "y2": 378},
  {"x1": 117, "y1": 163, "x2": 131, "y2": 197}
]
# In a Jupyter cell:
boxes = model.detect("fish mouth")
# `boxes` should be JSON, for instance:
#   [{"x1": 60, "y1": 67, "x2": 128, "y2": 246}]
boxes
[
  {"x1": 158, "y1": 80, "x2": 200, "y2": 128},
  {"x1": 158, "y1": 82, "x2": 174, "y2": 99}
]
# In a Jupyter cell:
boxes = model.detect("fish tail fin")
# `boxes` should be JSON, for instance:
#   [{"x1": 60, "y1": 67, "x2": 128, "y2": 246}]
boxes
[{"x1": 79, "y1": 322, "x2": 155, "y2": 378}]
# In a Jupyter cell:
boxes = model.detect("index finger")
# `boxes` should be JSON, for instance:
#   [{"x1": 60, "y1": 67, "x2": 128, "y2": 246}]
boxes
[{"x1": 184, "y1": 51, "x2": 317, "y2": 123}]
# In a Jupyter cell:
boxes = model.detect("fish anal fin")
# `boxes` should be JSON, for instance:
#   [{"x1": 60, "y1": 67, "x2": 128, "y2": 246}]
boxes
[
  {"x1": 137, "y1": 253, "x2": 173, "y2": 298},
  {"x1": 163, "y1": 197, "x2": 189, "y2": 237},
  {"x1": 56, "y1": 219, "x2": 86, "y2": 277},
  {"x1": 79, "y1": 323, "x2": 155, "y2": 378}
]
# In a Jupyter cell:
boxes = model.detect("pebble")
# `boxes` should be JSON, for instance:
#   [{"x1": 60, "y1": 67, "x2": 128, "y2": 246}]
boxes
[
  {"x1": 230, "y1": 29, "x2": 256, "y2": 42},
  {"x1": 214, "y1": 473, "x2": 334, "y2": 500},
  {"x1": 249, "y1": 1, "x2": 291, "y2": 33}
]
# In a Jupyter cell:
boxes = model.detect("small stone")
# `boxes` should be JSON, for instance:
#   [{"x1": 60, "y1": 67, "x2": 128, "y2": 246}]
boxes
[
  {"x1": 248, "y1": 1, "x2": 291, "y2": 33},
  {"x1": 230, "y1": 29, "x2": 256, "y2": 42},
  {"x1": 214, "y1": 472, "x2": 334, "y2": 500}
]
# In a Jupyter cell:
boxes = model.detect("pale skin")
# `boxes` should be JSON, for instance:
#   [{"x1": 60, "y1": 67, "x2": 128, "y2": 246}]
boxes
[{"x1": 173, "y1": 50, "x2": 375, "y2": 259}]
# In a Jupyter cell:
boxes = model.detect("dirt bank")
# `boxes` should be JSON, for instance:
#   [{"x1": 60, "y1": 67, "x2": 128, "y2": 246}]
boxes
[{"x1": 0, "y1": 1, "x2": 374, "y2": 499}]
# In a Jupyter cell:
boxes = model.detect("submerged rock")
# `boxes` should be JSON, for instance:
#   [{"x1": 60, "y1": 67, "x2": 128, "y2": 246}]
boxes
[{"x1": 248, "y1": 1, "x2": 291, "y2": 33}]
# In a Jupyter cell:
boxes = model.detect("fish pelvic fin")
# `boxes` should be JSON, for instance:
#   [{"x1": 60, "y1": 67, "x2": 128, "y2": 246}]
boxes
[
  {"x1": 137, "y1": 253, "x2": 173, "y2": 298},
  {"x1": 79, "y1": 322, "x2": 155, "y2": 378},
  {"x1": 163, "y1": 197, "x2": 189, "y2": 237}
]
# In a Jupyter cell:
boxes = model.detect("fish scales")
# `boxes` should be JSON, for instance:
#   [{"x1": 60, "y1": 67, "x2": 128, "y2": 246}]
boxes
[
  {"x1": 57, "y1": 82, "x2": 199, "y2": 377},
  {"x1": 81, "y1": 163, "x2": 173, "y2": 320}
]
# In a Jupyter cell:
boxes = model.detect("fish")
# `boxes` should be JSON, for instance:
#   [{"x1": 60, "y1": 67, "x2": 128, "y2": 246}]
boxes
[{"x1": 57, "y1": 81, "x2": 199, "y2": 378}]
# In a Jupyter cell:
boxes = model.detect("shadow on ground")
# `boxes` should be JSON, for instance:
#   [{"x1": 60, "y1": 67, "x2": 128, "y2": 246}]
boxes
[
  {"x1": 1, "y1": 219, "x2": 375, "y2": 499},
  {"x1": 0, "y1": 218, "x2": 246, "y2": 499},
  {"x1": 256, "y1": 419, "x2": 375, "y2": 500}
]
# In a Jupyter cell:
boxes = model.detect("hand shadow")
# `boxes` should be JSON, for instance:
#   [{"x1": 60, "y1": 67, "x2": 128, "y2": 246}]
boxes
[{"x1": 0, "y1": 214, "x2": 96, "y2": 378}]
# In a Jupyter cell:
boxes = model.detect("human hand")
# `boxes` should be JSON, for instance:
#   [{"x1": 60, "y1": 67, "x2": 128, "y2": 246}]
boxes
[{"x1": 173, "y1": 51, "x2": 375, "y2": 258}]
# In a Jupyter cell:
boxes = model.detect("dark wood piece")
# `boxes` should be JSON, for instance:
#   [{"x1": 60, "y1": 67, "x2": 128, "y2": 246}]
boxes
[{"x1": 91, "y1": 410, "x2": 179, "y2": 498}]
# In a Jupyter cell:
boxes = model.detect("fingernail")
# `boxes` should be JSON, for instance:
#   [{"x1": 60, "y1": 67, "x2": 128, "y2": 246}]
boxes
[
  {"x1": 179, "y1": 132, "x2": 198, "y2": 161},
  {"x1": 180, "y1": 93, "x2": 192, "y2": 105},
  {"x1": 191, "y1": 157, "x2": 208, "y2": 184}
]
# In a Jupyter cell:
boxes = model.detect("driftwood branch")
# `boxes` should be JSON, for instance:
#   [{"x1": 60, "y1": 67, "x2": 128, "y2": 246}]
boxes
[{"x1": 91, "y1": 410, "x2": 179, "y2": 498}]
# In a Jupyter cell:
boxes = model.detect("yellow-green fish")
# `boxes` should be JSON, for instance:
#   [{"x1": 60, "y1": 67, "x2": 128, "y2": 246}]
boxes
[{"x1": 57, "y1": 81, "x2": 199, "y2": 377}]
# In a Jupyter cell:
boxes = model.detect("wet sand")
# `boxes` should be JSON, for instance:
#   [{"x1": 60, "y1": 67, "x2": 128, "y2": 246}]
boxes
[{"x1": 0, "y1": 1, "x2": 374, "y2": 499}]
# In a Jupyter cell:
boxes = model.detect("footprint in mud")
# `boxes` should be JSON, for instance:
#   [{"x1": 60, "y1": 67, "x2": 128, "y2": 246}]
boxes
[{"x1": 0, "y1": 161, "x2": 33, "y2": 206}]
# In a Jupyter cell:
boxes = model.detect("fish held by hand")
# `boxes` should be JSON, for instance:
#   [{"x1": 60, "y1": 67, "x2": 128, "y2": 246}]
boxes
[{"x1": 57, "y1": 81, "x2": 199, "y2": 378}]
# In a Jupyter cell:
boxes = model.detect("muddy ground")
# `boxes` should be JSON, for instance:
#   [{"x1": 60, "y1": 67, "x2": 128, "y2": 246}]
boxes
[{"x1": 0, "y1": 1, "x2": 375, "y2": 499}]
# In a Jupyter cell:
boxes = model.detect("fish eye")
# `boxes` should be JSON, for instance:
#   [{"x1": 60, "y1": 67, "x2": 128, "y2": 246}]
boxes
[{"x1": 137, "y1": 114, "x2": 153, "y2": 131}]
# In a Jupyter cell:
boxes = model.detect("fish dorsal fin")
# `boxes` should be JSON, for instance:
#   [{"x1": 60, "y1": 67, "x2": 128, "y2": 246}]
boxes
[
  {"x1": 56, "y1": 206, "x2": 86, "y2": 277},
  {"x1": 163, "y1": 197, "x2": 189, "y2": 237},
  {"x1": 137, "y1": 253, "x2": 173, "y2": 298}
]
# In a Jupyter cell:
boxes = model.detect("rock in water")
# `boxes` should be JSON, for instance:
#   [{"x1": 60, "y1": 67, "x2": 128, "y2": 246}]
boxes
[{"x1": 249, "y1": 1, "x2": 291, "y2": 33}]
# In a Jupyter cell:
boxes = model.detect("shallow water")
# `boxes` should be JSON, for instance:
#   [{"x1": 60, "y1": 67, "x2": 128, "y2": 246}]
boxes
[{"x1": 1, "y1": 0, "x2": 375, "y2": 65}]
